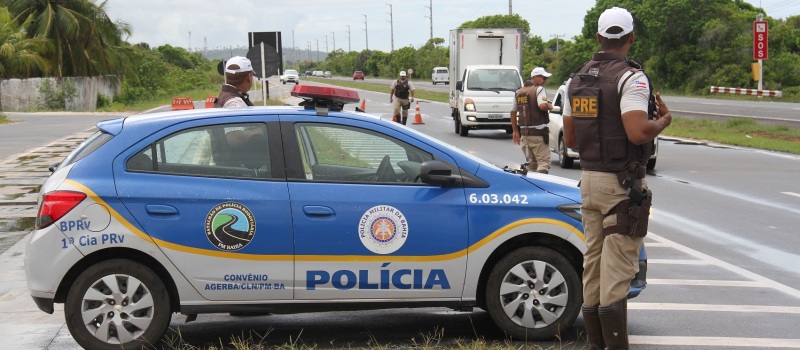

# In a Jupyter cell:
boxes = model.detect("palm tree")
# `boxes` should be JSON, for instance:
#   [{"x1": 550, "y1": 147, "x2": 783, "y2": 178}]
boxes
[
  {"x1": 0, "y1": 7, "x2": 52, "y2": 78},
  {"x1": 5, "y1": 0, "x2": 132, "y2": 77}
]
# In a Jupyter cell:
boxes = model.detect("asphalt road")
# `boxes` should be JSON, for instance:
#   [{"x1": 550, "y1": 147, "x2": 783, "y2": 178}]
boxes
[{"x1": 2, "y1": 80, "x2": 800, "y2": 349}]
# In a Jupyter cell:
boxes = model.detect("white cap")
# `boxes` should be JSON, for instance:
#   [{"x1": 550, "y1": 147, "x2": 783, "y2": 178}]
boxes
[
  {"x1": 399, "y1": 71, "x2": 407, "y2": 76},
  {"x1": 530, "y1": 67, "x2": 552, "y2": 78},
  {"x1": 597, "y1": 7, "x2": 634, "y2": 39},
  {"x1": 224, "y1": 56, "x2": 254, "y2": 74}
]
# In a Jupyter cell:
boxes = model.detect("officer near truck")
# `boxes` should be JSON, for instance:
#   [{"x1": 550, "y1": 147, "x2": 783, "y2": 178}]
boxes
[
  {"x1": 389, "y1": 70, "x2": 415, "y2": 125},
  {"x1": 510, "y1": 67, "x2": 554, "y2": 174},
  {"x1": 561, "y1": 7, "x2": 672, "y2": 349}
]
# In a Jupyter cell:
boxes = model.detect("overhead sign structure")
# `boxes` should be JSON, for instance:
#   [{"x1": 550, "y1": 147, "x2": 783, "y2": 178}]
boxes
[{"x1": 754, "y1": 21, "x2": 768, "y2": 60}]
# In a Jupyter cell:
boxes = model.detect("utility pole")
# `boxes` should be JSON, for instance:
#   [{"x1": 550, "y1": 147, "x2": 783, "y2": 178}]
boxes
[
  {"x1": 550, "y1": 34, "x2": 565, "y2": 54},
  {"x1": 324, "y1": 34, "x2": 329, "y2": 53},
  {"x1": 331, "y1": 32, "x2": 336, "y2": 52},
  {"x1": 188, "y1": 31, "x2": 192, "y2": 51},
  {"x1": 292, "y1": 30, "x2": 296, "y2": 65},
  {"x1": 316, "y1": 39, "x2": 319, "y2": 61},
  {"x1": 425, "y1": 0, "x2": 433, "y2": 41},
  {"x1": 346, "y1": 25, "x2": 352, "y2": 52},
  {"x1": 387, "y1": 4, "x2": 394, "y2": 52},
  {"x1": 509, "y1": 0, "x2": 513, "y2": 15},
  {"x1": 362, "y1": 14, "x2": 369, "y2": 51},
  {"x1": 307, "y1": 41, "x2": 311, "y2": 61}
]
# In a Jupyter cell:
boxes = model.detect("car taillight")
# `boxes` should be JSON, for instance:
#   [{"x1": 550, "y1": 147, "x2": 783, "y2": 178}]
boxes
[{"x1": 35, "y1": 191, "x2": 87, "y2": 229}]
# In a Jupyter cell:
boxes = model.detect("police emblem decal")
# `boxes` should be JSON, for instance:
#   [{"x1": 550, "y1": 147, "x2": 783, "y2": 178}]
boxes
[
  {"x1": 205, "y1": 202, "x2": 256, "y2": 251},
  {"x1": 358, "y1": 205, "x2": 409, "y2": 254}
]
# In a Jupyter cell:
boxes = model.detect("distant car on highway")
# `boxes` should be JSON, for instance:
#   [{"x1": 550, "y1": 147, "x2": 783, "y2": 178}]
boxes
[
  {"x1": 547, "y1": 84, "x2": 659, "y2": 170},
  {"x1": 25, "y1": 85, "x2": 646, "y2": 349},
  {"x1": 432, "y1": 67, "x2": 449, "y2": 85},
  {"x1": 353, "y1": 70, "x2": 365, "y2": 80},
  {"x1": 280, "y1": 69, "x2": 300, "y2": 85},
  {"x1": 324, "y1": 71, "x2": 332, "y2": 78},
  {"x1": 312, "y1": 70, "x2": 323, "y2": 77}
]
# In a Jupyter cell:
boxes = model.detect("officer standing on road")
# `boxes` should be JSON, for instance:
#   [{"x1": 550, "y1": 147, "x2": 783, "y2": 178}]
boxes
[
  {"x1": 389, "y1": 70, "x2": 415, "y2": 125},
  {"x1": 562, "y1": 7, "x2": 672, "y2": 349},
  {"x1": 510, "y1": 67, "x2": 553, "y2": 174},
  {"x1": 214, "y1": 56, "x2": 255, "y2": 108}
]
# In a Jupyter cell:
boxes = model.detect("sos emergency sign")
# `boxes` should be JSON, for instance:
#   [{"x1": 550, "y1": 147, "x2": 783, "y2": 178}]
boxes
[{"x1": 754, "y1": 21, "x2": 768, "y2": 60}]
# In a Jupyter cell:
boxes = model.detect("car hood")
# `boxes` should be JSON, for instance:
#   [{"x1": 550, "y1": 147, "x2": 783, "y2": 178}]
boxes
[{"x1": 522, "y1": 172, "x2": 581, "y2": 203}]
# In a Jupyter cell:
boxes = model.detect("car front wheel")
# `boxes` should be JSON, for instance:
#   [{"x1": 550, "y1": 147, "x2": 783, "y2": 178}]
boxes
[
  {"x1": 64, "y1": 259, "x2": 171, "y2": 350},
  {"x1": 558, "y1": 137, "x2": 574, "y2": 169},
  {"x1": 485, "y1": 246, "x2": 581, "y2": 340}
]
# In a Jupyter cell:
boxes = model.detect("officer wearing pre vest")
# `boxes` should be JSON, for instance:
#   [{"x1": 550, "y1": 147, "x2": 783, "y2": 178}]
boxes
[
  {"x1": 214, "y1": 56, "x2": 255, "y2": 108},
  {"x1": 389, "y1": 70, "x2": 415, "y2": 125},
  {"x1": 511, "y1": 67, "x2": 553, "y2": 174},
  {"x1": 562, "y1": 7, "x2": 671, "y2": 349}
]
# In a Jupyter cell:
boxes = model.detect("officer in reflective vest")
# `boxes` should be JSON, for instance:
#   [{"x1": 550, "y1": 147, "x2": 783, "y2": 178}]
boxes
[
  {"x1": 214, "y1": 56, "x2": 255, "y2": 108},
  {"x1": 562, "y1": 7, "x2": 672, "y2": 350},
  {"x1": 511, "y1": 67, "x2": 553, "y2": 174},
  {"x1": 389, "y1": 71, "x2": 415, "y2": 125}
]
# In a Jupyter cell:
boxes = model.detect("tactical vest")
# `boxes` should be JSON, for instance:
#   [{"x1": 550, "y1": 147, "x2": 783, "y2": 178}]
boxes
[
  {"x1": 515, "y1": 85, "x2": 549, "y2": 136},
  {"x1": 568, "y1": 52, "x2": 653, "y2": 173},
  {"x1": 214, "y1": 85, "x2": 254, "y2": 108},
  {"x1": 394, "y1": 79, "x2": 410, "y2": 99}
]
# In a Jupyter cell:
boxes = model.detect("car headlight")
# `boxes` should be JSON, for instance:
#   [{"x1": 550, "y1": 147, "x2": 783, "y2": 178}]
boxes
[
  {"x1": 557, "y1": 204, "x2": 582, "y2": 222},
  {"x1": 465, "y1": 98, "x2": 476, "y2": 112}
]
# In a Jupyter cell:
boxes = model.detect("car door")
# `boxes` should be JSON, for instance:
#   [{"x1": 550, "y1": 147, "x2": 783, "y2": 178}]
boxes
[
  {"x1": 114, "y1": 117, "x2": 294, "y2": 301},
  {"x1": 280, "y1": 117, "x2": 469, "y2": 300}
]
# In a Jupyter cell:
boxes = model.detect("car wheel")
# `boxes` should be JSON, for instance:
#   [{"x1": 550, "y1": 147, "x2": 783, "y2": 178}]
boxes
[
  {"x1": 558, "y1": 137, "x2": 574, "y2": 169},
  {"x1": 486, "y1": 246, "x2": 581, "y2": 341},
  {"x1": 506, "y1": 127, "x2": 513, "y2": 134},
  {"x1": 454, "y1": 116, "x2": 461, "y2": 134},
  {"x1": 458, "y1": 119, "x2": 469, "y2": 137},
  {"x1": 64, "y1": 259, "x2": 171, "y2": 350},
  {"x1": 282, "y1": 81, "x2": 286, "y2": 85},
  {"x1": 646, "y1": 158, "x2": 656, "y2": 171}
]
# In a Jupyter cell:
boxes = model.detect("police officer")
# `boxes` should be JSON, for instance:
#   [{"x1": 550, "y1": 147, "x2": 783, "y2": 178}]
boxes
[
  {"x1": 389, "y1": 70, "x2": 415, "y2": 125},
  {"x1": 511, "y1": 67, "x2": 553, "y2": 174},
  {"x1": 214, "y1": 56, "x2": 255, "y2": 108},
  {"x1": 562, "y1": 7, "x2": 671, "y2": 349}
]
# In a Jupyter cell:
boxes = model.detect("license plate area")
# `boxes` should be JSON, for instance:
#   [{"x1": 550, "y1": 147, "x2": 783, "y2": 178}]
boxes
[{"x1": 488, "y1": 114, "x2": 504, "y2": 119}]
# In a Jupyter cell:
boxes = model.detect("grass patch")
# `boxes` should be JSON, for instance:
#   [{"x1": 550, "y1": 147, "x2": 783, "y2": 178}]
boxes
[
  {"x1": 0, "y1": 113, "x2": 12, "y2": 125},
  {"x1": 665, "y1": 117, "x2": 800, "y2": 154},
  {"x1": 304, "y1": 77, "x2": 450, "y2": 103},
  {"x1": 99, "y1": 86, "x2": 284, "y2": 113}
]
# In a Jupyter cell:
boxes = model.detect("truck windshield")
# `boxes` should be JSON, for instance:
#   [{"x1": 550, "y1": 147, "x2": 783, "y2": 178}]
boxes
[{"x1": 467, "y1": 69, "x2": 521, "y2": 91}]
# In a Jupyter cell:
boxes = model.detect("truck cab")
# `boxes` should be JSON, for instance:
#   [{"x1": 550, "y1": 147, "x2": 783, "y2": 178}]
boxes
[{"x1": 451, "y1": 65, "x2": 523, "y2": 136}]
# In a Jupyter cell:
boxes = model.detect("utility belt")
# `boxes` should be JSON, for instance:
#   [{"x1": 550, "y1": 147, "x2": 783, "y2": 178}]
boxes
[
  {"x1": 519, "y1": 125, "x2": 548, "y2": 138},
  {"x1": 603, "y1": 163, "x2": 652, "y2": 237}
]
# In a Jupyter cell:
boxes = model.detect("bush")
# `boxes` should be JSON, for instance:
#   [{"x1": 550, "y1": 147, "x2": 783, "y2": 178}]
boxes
[
  {"x1": 96, "y1": 94, "x2": 111, "y2": 109},
  {"x1": 37, "y1": 78, "x2": 78, "y2": 110}
]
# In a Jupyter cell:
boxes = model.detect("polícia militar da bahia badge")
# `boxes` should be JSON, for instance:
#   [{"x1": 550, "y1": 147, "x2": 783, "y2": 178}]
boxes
[{"x1": 358, "y1": 205, "x2": 409, "y2": 254}]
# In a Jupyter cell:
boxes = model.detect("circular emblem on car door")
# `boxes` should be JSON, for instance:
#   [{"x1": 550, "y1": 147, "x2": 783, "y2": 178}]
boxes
[
  {"x1": 358, "y1": 205, "x2": 409, "y2": 254},
  {"x1": 205, "y1": 202, "x2": 256, "y2": 251}
]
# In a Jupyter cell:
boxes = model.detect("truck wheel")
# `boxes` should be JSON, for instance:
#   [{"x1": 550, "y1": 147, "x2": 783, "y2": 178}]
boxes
[
  {"x1": 486, "y1": 247, "x2": 581, "y2": 341},
  {"x1": 64, "y1": 259, "x2": 171, "y2": 350},
  {"x1": 454, "y1": 117, "x2": 461, "y2": 134},
  {"x1": 458, "y1": 120, "x2": 469, "y2": 137},
  {"x1": 646, "y1": 158, "x2": 657, "y2": 171},
  {"x1": 558, "y1": 137, "x2": 574, "y2": 169}
]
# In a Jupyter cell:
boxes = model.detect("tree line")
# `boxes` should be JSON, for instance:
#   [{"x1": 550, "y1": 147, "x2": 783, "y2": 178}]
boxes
[{"x1": 2, "y1": 0, "x2": 798, "y2": 108}]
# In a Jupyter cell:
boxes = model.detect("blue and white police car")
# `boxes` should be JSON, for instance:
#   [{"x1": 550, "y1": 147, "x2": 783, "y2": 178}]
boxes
[{"x1": 25, "y1": 85, "x2": 646, "y2": 349}]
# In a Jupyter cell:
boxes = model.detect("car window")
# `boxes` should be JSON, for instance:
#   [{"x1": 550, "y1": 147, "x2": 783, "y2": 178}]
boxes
[
  {"x1": 127, "y1": 123, "x2": 272, "y2": 179},
  {"x1": 286, "y1": 70, "x2": 298, "y2": 75},
  {"x1": 468, "y1": 69, "x2": 520, "y2": 91},
  {"x1": 293, "y1": 123, "x2": 432, "y2": 184}
]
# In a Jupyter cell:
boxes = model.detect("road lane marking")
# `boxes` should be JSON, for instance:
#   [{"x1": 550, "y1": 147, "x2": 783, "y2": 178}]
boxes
[
  {"x1": 631, "y1": 335, "x2": 800, "y2": 348},
  {"x1": 782, "y1": 192, "x2": 800, "y2": 198},
  {"x1": 646, "y1": 279, "x2": 768, "y2": 287},
  {"x1": 648, "y1": 231, "x2": 800, "y2": 299},
  {"x1": 629, "y1": 303, "x2": 800, "y2": 314},
  {"x1": 647, "y1": 259, "x2": 711, "y2": 265}
]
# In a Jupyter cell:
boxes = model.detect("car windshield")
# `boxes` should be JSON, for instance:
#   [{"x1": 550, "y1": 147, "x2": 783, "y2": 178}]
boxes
[
  {"x1": 285, "y1": 70, "x2": 298, "y2": 75},
  {"x1": 467, "y1": 69, "x2": 521, "y2": 91}
]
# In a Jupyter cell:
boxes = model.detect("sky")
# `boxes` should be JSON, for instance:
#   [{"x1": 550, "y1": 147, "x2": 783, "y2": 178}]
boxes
[{"x1": 104, "y1": 0, "x2": 800, "y2": 54}]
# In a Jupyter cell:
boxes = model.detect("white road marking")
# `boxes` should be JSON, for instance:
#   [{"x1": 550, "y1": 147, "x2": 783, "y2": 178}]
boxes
[
  {"x1": 782, "y1": 192, "x2": 800, "y2": 198},
  {"x1": 647, "y1": 259, "x2": 711, "y2": 265},
  {"x1": 631, "y1": 335, "x2": 800, "y2": 348},
  {"x1": 629, "y1": 302, "x2": 800, "y2": 314},
  {"x1": 646, "y1": 279, "x2": 768, "y2": 287}
]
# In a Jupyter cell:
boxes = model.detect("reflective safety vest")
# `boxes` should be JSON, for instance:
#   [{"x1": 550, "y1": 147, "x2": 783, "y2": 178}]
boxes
[
  {"x1": 393, "y1": 79, "x2": 410, "y2": 99},
  {"x1": 214, "y1": 85, "x2": 254, "y2": 108},
  {"x1": 568, "y1": 52, "x2": 653, "y2": 172},
  {"x1": 515, "y1": 84, "x2": 549, "y2": 136}
]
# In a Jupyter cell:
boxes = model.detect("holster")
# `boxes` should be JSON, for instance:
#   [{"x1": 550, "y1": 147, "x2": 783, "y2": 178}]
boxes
[{"x1": 603, "y1": 189, "x2": 652, "y2": 237}]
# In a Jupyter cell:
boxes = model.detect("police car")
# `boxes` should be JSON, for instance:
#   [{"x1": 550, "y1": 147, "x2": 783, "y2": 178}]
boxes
[
  {"x1": 25, "y1": 85, "x2": 646, "y2": 349},
  {"x1": 547, "y1": 84, "x2": 659, "y2": 170}
]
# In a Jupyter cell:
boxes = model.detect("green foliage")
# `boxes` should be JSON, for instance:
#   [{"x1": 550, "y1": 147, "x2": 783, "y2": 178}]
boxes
[
  {"x1": 667, "y1": 117, "x2": 800, "y2": 154},
  {"x1": 96, "y1": 94, "x2": 111, "y2": 109},
  {"x1": 37, "y1": 78, "x2": 78, "y2": 110},
  {"x1": 459, "y1": 13, "x2": 530, "y2": 34},
  {"x1": 0, "y1": 7, "x2": 52, "y2": 77}
]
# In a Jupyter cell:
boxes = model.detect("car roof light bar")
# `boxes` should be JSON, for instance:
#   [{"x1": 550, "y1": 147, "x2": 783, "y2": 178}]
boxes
[{"x1": 291, "y1": 85, "x2": 361, "y2": 115}]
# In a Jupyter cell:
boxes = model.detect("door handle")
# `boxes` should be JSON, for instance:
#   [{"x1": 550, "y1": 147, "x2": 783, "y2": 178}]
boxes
[
  {"x1": 303, "y1": 205, "x2": 335, "y2": 217},
  {"x1": 145, "y1": 204, "x2": 179, "y2": 216}
]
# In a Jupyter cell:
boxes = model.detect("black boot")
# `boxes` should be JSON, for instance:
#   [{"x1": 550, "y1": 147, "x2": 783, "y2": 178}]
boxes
[
  {"x1": 598, "y1": 298, "x2": 628, "y2": 350},
  {"x1": 401, "y1": 117, "x2": 408, "y2": 125},
  {"x1": 581, "y1": 304, "x2": 604, "y2": 350}
]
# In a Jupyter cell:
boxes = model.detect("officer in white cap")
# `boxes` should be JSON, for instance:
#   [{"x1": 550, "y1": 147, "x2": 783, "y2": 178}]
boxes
[
  {"x1": 510, "y1": 66, "x2": 553, "y2": 174},
  {"x1": 561, "y1": 7, "x2": 672, "y2": 349},
  {"x1": 214, "y1": 56, "x2": 255, "y2": 108},
  {"x1": 389, "y1": 70, "x2": 416, "y2": 124}
]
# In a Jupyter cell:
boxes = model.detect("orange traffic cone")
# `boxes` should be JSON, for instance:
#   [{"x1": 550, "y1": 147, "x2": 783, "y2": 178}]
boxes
[
  {"x1": 358, "y1": 99, "x2": 366, "y2": 112},
  {"x1": 205, "y1": 96, "x2": 216, "y2": 108},
  {"x1": 412, "y1": 100, "x2": 425, "y2": 124}
]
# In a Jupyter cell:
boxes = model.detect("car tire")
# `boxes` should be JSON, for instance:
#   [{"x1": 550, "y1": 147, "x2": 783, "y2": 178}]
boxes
[
  {"x1": 485, "y1": 246, "x2": 581, "y2": 341},
  {"x1": 558, "y1": 137, "x2": 574, "y2": 169},
  {"x1": 646, "y1": 158, "x2": 656, "y2": 171},
  {"x1": 458, "y1": 119, "x2": 469, "y2": 137},
  {"x1": 64, "y1": 259, "x2": 171, "y2": 350},
  {"x1": 454, "y1": 116, "x2": 461, "y2": 134},
  {"x1": 282, "y1": 81, "x2": 286, "y2": 85}
]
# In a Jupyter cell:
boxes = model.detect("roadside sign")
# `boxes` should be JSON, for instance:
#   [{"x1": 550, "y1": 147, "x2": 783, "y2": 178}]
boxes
[
  {"x1": 408, "y1": 68, "x2": 414, "y2": 75},
  {"x1": 754, "y1": 21, "x2": 768, "y2": 60}
]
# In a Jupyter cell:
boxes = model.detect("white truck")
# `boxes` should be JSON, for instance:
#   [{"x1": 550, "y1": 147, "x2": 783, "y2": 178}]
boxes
[{"x1": 449, "y1": 28, "x2": 525, "y2": 137}]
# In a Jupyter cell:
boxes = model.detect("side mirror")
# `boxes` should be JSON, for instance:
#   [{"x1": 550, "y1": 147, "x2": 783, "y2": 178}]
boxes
[
  {"x1": 419, "y1": 160, "x2": 459, "y2": 187},
  {"x1": 48, "y1": 162, "x2": 61, "y2": 173},
  {"x1": 455, "y1": 81, "x2": 463, "y2": 91}
]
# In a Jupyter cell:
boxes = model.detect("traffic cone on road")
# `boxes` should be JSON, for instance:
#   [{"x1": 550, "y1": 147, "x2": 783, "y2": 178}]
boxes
[
  {"x1": 412, "y1": 100, "x2": 425, "y2": 124},
  {"x1": 358, "y1": 99, "x2": 366, "y2": 112}
]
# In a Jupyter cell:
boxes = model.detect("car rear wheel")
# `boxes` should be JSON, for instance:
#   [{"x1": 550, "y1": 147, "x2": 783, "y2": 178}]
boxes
[
  {"x1": 558, "y1": 137, "x2": 574, "y2": 169},
  {"x1": 486, "y1": 247, "x2": 581, "y2": 340},
  {"x1": 65, "y1": 259, "x2": 171, "y2": 350},
  {"x1": 457, "y1": 119, "x2": 469, "y2": 137},
  {"x1": 646, "y1": 158, "x2": 656, "y2": 171}
]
